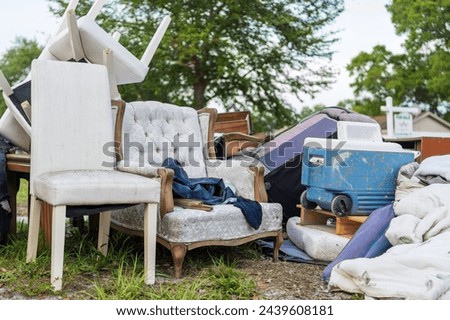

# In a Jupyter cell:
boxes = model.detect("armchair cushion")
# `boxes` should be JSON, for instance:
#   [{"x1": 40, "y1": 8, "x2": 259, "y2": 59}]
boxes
[
  {"x1": 111, "y1": 202, "x2": 283, "y2": 243},
  {"x1": 206, "y1": 159, "x2": 258, "y2": 200},
  {"x1": 34, "y1": 170, "x2": 160, "y2": 206}
]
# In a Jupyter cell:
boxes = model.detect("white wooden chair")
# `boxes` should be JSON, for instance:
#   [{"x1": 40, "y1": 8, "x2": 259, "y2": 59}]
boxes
[
  {"x1": 48, "y1": 0, "x2": 171, "y2": 85},
  {"x1": 26, "y1": 60, "x2": 161, "y2": 290}
]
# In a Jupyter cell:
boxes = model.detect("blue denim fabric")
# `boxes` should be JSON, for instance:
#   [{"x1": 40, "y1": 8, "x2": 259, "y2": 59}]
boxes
[
  {"x1": 0, "y1": 136, "x2": 13, "y2": 244},
  {"x1": 162, "y1": 158, "x2": 262, "y2": 229}
]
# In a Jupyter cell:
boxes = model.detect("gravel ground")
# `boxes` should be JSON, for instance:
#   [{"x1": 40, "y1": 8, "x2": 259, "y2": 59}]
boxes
[{"x1": 239, "y1": 257, "x2": 353, "y2": 300}]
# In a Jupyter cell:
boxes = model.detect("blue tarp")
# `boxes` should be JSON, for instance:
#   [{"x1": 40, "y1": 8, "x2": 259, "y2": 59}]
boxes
[{"x1": 322, "y1": 204, "x2": 395, "y2": 281}]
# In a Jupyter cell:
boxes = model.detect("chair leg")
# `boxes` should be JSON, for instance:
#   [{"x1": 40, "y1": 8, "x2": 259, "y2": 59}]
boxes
[
  {"x1": 171, "y1": 244, "x2": 187, "y2": 279},
  {"x1": 66, "y1": 9, "x2": 85, "y2": 61},
  {"x1": 273, "y1": 231, "x2": 284, "y2": 262},
  {"x1": 97, "y1": 211, "x2": 111, "y2": 256},
  {"x1": 26, "y1": 195, "x2": 42, "y2": 263},
  {"x1": 51, "y1": 205, "x2": 67, "y2": 291},
  {"x1": 143, "y1": 203, "x2": 158, "y2": 285}
]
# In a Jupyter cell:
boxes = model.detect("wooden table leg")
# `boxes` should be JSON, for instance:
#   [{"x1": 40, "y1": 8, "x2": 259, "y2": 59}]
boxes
[
  {"x1": 6, "y1": 170, "x2": 19, "y2": 235},
  {"x1": 41, "y1": 202, "x2": 53, "y2": 246}
]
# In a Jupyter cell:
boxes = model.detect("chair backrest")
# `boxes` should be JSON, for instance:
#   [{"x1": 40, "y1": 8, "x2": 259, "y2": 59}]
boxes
[
  {"x1": 30, "y1": 60, "x2": 114, "y2": 193},
  {"x1": 120, "y1": 101, "x2": 210, "y2": 178},
  {"x1": 0, "y1": 0, "x2": 80, "y2": 152}
]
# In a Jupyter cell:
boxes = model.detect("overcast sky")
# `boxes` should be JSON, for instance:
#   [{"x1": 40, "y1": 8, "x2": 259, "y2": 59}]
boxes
[{"x1": 0, "y1": 0, "x2": 405, "y2": 110}]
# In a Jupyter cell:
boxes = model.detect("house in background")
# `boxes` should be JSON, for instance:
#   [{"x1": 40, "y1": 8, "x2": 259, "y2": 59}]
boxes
[
  {"x1": 373, "y1": 111, "x2": 450, "y2": 162},
  {"x1": 373, "y1": 111, "x2": 450, "y2": 137}
]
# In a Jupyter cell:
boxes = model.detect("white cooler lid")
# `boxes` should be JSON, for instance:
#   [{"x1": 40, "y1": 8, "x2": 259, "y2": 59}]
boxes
[{"x1": 304, "y1": 137, "x2": 419, "y2": 158}]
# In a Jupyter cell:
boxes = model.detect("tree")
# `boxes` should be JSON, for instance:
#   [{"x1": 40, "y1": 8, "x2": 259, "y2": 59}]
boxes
[
  {"x1": 49, "y1": 0, "x2": 344, "y2": 130},
  {"x1": 0, "y1": 37, "x2": 42, "y2": 115},
  {"x1": 346, "y1": 0, "x2": 449, "y2": 117}
]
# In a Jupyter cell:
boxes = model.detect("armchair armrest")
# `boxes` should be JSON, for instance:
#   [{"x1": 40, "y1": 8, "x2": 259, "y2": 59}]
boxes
[
  {"x1": 157, "y1": 167, "x2": 174, "y2": 217},
  {"x1": 222, "y1": 132, "x2": 269, "y2": 143},
  {"x1": 206, "y1": 159, "x2": 268, "y2": 202},
  {"x1": 116, "y1": 161, "x2": 174, "y2": 217},
  {"x1": 220, "y1": 132, "x2": 271, "y2": 158},
  {"x1": 116, "y1": 160, "x2": 159, "y2": 177}
]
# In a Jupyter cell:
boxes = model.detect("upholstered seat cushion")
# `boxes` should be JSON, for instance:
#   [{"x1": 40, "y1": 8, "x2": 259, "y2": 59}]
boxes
[
  {"x1": 34, "y1": 170, "x2": 160, "y2": 206},
  {"x1": 111, "y1": 202, "x2": 283, "y2": 243}
]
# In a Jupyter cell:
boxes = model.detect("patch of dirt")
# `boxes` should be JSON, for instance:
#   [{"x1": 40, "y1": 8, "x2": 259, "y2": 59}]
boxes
[
  {"x1": 239, "y1": 257, "x2": 353, "y2": 300},
  {"x1": 16, "y1": 203, "x2": 28, "y2": 216}
]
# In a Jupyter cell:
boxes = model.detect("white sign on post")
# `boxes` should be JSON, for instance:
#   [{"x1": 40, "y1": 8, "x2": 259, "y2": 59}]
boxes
[
  {"x1": 381, "y1": 97, "x2": 420, "y2": 138},
  {"x1": 394, "y1": 112, "x2": 413, "y2": 136}
]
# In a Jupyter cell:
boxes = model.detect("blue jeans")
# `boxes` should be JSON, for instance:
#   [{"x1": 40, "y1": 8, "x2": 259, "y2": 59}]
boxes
[{"x1": 0, "y1": 136, "x2": 13, "y2": 243}]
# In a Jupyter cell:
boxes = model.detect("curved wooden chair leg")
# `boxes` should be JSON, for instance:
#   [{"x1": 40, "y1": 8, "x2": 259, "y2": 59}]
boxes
[
  {"x1": 170, "y1": 244, "x2": 187, "y2": 278},
  {"x1": 273, "y1": 231, "x2": 284, "y2": 262}
]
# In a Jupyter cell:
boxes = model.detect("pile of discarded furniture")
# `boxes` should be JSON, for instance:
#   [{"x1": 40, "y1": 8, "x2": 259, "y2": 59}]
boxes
[
  {"x1": 2, "y1": 0, "x2": 449, "y2": 301},
  {"x1": 0, "y1": 0, "x2": 283, "y2": 290}
]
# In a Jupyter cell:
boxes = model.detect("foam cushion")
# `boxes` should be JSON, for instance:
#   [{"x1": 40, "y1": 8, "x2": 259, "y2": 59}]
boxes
[{"x1": 287, "y1": 216, "x2": 349, "y2": 261}]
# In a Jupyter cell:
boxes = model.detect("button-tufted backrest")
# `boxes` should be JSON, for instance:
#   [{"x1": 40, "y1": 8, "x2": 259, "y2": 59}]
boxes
[{"x1": 121, "y1": 101, "x2": 208, "y2": 178}]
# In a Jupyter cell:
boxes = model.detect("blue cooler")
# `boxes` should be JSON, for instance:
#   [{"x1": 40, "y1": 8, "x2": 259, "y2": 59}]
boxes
[{"x1": 300, "y1": 138, "x2": 417, "y2": 216}]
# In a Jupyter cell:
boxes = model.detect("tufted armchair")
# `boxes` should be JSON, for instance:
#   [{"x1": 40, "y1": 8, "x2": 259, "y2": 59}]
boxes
[{"x1": 110, "y1": 101, "x2": 284, "y2": 278}]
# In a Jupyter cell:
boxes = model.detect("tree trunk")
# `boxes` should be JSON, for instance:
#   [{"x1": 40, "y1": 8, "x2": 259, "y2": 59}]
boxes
[
  {"x1": 193, "y1": 82, "x2": 207, "y2": 109},
  {"x1": 192, "y1": 54, "x2": 207, "y2": 109}
]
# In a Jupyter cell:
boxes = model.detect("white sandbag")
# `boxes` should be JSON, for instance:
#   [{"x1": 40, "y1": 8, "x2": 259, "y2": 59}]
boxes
[
  {"x1": 329, "y1": 232, "x2": 450, "y2": 300},
  {"x1": 286, "y1": 217, "x2": 349, "y2": 261},
  {"x1": 394, "y1": 184, "x2": 450, "y2": 218},
  {"x1": 414, "y1": 155, "x2": 450, "y2": 184},
  {"x1": 394, "y1": 162, "x2": 423, "y2": 205},
  {"x1": 385, "y1": 214, "x2": 422, "y2": 245}
]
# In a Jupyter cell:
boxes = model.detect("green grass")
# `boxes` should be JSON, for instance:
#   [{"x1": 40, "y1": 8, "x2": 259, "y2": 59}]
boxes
[
  {"x1": 7, "y1": 180, "x2": 261, "y2": 299},
  {"x1": 17, "y1": 179, "x2": 29, "y2": 206},
  {"x1": 0, "y1": 223, "x2": 260, "y2": 300}
]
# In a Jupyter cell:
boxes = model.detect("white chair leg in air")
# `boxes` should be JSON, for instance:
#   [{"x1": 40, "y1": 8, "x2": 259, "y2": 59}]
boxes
[
  {"x1": 141, "y1": 16, "x2": 172, "y2": 67},
  {"x1": 103, "y1": 48, "x2": 121, "y2": 100},
  {"x1": 0, "y1": 69, "x2": 13, "y2": 96},
  {"x1": 86, "y1": 0, "x2": 107, "y2": 20},
  {"x1": 67, "y1": 9, "x2": 85, "y2": 61}
]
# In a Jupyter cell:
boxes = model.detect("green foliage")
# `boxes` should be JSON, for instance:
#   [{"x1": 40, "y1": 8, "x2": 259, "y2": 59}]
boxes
[
  {"x1": 17, "y1": 179, "x2": 29, "y2": 205},
  {"x1": 0, "y1": 37, "x2": 42, "y2": 115},
  {"x1": 346, "y1": 0, "x2": 449, "y2": 116},
  {"x1": 49, "y1": 0, "x2": 344, "y2": 130},
  {"x1": 298, "y1": 104, "x2": 326, "y2": 120}
]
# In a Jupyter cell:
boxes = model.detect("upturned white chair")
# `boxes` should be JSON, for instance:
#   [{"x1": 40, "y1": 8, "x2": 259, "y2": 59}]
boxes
[
  {"x1": 48, "y1": 0, "x2": 171, "y2": 85},
  {"x1": 110, "y1": 101, "x2": 284, "y2": 278},
  {"x1": 0, "y1": 0, "x2": 81, "y2": 151},
  {"x1": 26, "y1": 60, "x2": 161, "y2": 290}
]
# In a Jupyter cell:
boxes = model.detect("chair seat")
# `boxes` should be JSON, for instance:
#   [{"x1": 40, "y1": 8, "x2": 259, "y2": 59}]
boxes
[
  {"x1": 34, "y1": 169, "x2": 160, "y2": 206},
  {"x1": 111, "y1": 202, "x2": 283, "y2": 243}
]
